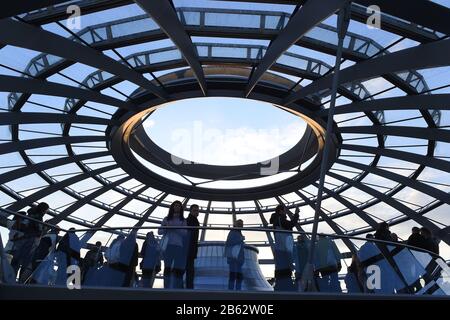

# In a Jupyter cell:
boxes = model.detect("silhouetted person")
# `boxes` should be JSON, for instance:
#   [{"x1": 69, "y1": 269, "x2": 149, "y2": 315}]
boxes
[
  {"x1": 4, "y1": 214, "x2": 25, "y2": 256},
  {"x1": 390, "y1": 233, "x2": 399, "y2": 243},
  {"x1": 344, "y1": 254, "x2": 363, "y2": 293},
  {"x1": 185, "y1": 204, "x2": 200, "y2": 289},
  {"x1": 30, "y1": 222, "x2": 58, "y2": 275},
  {"x1": 357, "y1": 234, "x2": 401, "y2": 294},
  {"x1": 420, "y1": 227, "x2": 439, "y2": 255},
  {"x1": 106, "y1": 234, "x2": 124, "y2": 266},
  {"x1": 12, "y1": 203, "x2": 48, "y2": 282},
  {"x1": 159, "y1": 201, "x2": 187, "y2": 289},
  {"x1": 407, "y1": 227, "x2": 424, "y2": 249},
  {"x1": 315, "y1": 235, "x2": 342, "y2": 293},
  {"x1": 55, "y1": 228, "x2": 81, "y2": 285},
  {"x1": 374, "y1": 222, "x2": 391, "y2": 241},
  {"x1": 140, "y1": 232, "x2": 161, "y2": 288},
  {"x1": 270, "y1": 204, "x2": 299, "y2": 291},
  {"x1": 118, "y1": 231, "x2": 139, "y2": 287},
  {"x1": 81, "y1": 241, "x2": 103, "y2": 283},
  {"x1": 225, "y1": 219, "x2": 245, "y2": 290},
  {"x1": 90, "y1": 234, "x2": 125, "y2": 287},
  {"x1": 294, "y1": 234, "x2": 310, "y2": 291}
]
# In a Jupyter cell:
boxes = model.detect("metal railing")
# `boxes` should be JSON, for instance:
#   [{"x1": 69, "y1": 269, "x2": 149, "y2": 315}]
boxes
[{"x1": 1, "y1": 207, "x2": 448, "y2": 296}]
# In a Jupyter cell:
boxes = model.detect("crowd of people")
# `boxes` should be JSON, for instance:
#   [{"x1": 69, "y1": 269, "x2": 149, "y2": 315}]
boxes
[{"x1": 2, "y1": 201, "x2": 442, "y2": 293}]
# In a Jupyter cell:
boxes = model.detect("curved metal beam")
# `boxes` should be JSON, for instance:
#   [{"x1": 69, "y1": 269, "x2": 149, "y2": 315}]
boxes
[
  {"x1": 134, "y1": 0, "x2": 207, "y2": 95},
  {"x1": 0, "y1": 0, "x2": 69, "y2": 19},
  {"x1": 341, "y1": 144, "x2": 450, "y2": 173},
  {"x1": 321, "y1": 94, "x2": 450, "y2": 116},
  {"x1": 0, "y1": 136, "x2": 106, "y2": 156},
  {"x1": 327, "y1": 171, "x2": 450, "y2": 245},
  {"x1": 339, "y1": 126, "x2": 450, "y2": 143},
  {"x1": 0, "y1": 75, "x2": 133, "y2": 110},
  {"x1": 48, "y1": 175, "x2": 132, "y2": 225},
  {"x1": 7, "y1": 164, "x2": 118, "y2": 212},
  {"x1": 0, "y1": 151, "x2": 110, "y2": 185},
  {"x1": 336, "y1": 159, "x2": 450, "y2": 206},
  {"x1": 245, "y1": 0, "x2": 347, "y2": 96},
  {"x1": 354, "y1": 0, "x2": 450, "y2": 36},
  {"x1": 294, "y1": 190, "x2": 357, "y2": 253},
  {"x1": 0, "y1": 112, "x2": 114, "y2": 126},
  {"x1": 79, "y1": 185, "x2": 150, "y2": 244},
  {"x1": 311, "y1": 184, "x2": 379, "y2": 228},
  {"x1": 284, "y1": 38, "x2": 450, "y2": 104},
  {"x1": 134, "y1": 192, "x2": 168, "y2": 228},
  {"x1": 0, "y1": 18, "x2": 167, "y2": 100}
]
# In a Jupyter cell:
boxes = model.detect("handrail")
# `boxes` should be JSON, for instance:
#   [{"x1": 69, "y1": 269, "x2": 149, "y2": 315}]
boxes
[{"x1": 0, "y1": 207, "x2": 442, "y2": 260}]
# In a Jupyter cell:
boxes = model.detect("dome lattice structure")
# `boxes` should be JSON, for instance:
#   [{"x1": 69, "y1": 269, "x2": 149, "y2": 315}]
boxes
[{"x1": 0, "y1": 0, "x2": 449, "y2": 268}]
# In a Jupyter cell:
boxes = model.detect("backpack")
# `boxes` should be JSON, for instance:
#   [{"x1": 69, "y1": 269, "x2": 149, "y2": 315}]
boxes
[{"x1": 106, "y1": 240, "x2": 122, "y2": 264}]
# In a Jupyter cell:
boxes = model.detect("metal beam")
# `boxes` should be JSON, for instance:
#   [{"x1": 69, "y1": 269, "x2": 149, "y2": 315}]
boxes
[
  {"x1": 199, "y1": 201, "x2": 211, "y2": 242},
  {"x1": 0, "y1": 0, "x2": 70, "y2": 19},
  {"x1": 339, "y1": 126, "x2": 450, "y2": 143},
  {"x1": 254, "y1": 200, "x2": 275, "y2": 256},
  {"x1": 7, "y1": 164, "x2": 118, "y2": 212},
  {"x1": 0, "y1": 112, "x2": 114, "y2": 126},
  {"x1": 341, "y1": 144, "x2": 450, "y2": 173},
  {"x1": 134, "y1": 0, "x2": 207, "y2": 95},
  {"x1": 284, "y1": 38, "x2": 450, "y2": 104},
  {"x1": 80, "y1": 185, "x2": 149, "y2": 245},
  {"x1": 134, "y1": 193, "x2": 168, "y2": 228},
  {"x1": 327, "y1": 171, "x2": 450, "y2": 245},
  {"x1": 354, "y1": 0, "x2": 450, "y2": 36},
  {"x1": 0, "y1": 75, "x2": 133, "y2": 110},
  {"x1": 48, "y1": 176, "x2": 132, "y2": 225},
  {"x1": 18, "y1": 1, "x2": 441, "y2": 43},
  {"x1": 311, "y1": 184, "x2": 379, "y2": 228},
  {"x1": 0, "y1": 136, "x2": 106, "y2": 156},
  {"x1": 321, "y1": 94, "x2": 450, "y2": 116},
  {"x1": 0, "y1": 18, "x2": 167, "y2": 100},
  {"x1": 294, "y1": 190, "x2": 357, "y2": 253},
  {"x1": 0, "y1": 151, "x2": 110, "y2": 185},
  {"x1": 335, "y1": 158, "x2": 450, "y2": 206},
  {"x1": 245, "y1": 0, "x2": 347, "y2": 96}
]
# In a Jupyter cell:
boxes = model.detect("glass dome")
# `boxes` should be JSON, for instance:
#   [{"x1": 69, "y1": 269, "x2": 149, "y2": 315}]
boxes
[{"x1": 0, "y1": 0, "x2": 449, "y2": 293}]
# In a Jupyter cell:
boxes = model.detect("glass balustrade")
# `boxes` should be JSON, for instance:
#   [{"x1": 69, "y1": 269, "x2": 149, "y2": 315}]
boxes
[{"x1": 1, "y1": 208, "x2": 449, "y2": 296}]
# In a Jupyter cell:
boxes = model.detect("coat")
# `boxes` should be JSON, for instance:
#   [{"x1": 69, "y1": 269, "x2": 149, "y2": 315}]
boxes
[
  {"x1": 158, "y1": 217, "x2": 187, "y2": 247},
  {"x1": 225, "y1": 230, "x2": 245, "y2": 265},
  {"x1": 186, "y1": 214, "x2": 200, "y2": 259},
  {"x1": 140, "y1": 237, "x2": 161, "y2": 271},
  {"x1": 270, "y1": 213, "x2": 299, "y2": 253}
]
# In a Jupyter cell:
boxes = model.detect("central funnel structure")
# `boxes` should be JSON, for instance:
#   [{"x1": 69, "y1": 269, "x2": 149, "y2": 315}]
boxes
[{"x1": 194, "y1": 242, "x2": 273, "y2": 291}]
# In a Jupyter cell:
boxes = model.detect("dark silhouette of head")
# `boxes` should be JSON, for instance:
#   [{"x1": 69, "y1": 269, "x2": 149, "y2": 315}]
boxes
[
  {"x1": 378, "y1": 222, "x2": 389, "y2": 232},
  {"x1": 366, "y1": 234, "x2": 374, "y2": 239},
  {"x1": 420, "y1": 227, "x2": 432, "y2": 239},
  {"x1": 275, "y1": 204, "x2": 286, "y2": 216},
  {"x1": 412, "y1": 227, "x2": 420, "y2": 234},
  {"x1": 391, "y1": 233, "x2": 398, "y2": 242},
  {"x1": 27, "y1": 202, "x2": 49, "y2": 218},
  {"x1": 234, "y1": 219, "x2": 244, "y2": 228},
  {"x1": 189, "y1": 204, "x2": 199, "y2": 217},
  {"x1": 95, "y1": 241, "x2": 102, "y2": 247},
  {"x1": 167, "y1": 200, "x2": 184, "y2": 220}
]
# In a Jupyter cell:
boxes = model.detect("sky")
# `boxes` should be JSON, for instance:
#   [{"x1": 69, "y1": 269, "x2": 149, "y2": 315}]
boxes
[
  {"x1": 144, "y1": 97, "x2": 307, "y2": 166},
  {"x1": 1, "y1": 0, "x2": 450, "y2": 285}
]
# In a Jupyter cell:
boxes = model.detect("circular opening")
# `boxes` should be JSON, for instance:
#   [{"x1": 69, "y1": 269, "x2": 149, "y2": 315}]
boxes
[{"x1": 142, "y1": 97, "x2": 307, "y2": 166}]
